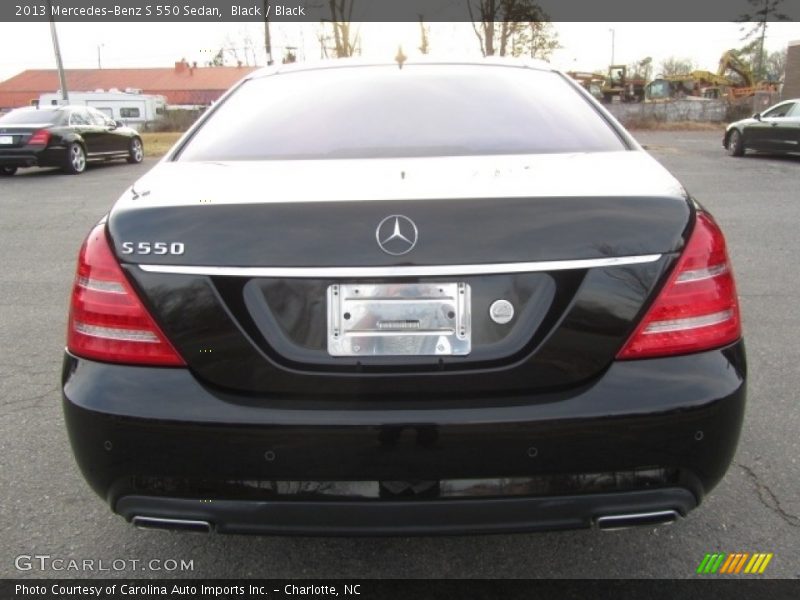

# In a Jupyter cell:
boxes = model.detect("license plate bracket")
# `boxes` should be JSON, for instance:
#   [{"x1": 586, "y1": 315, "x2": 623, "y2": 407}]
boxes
[{"x1": 327, "y1": 282, "x2": 471, "y2": 356}]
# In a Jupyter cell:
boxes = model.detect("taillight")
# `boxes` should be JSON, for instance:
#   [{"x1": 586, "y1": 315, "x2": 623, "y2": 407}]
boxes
[
  {"x1": 28, "y1": 129, "x2": 51, "y2": 146},
  {"x1": 67, "y1": 223, "x2": 185, "y2": 366},
  {"x1": 617, "y1": 212, "x2": 741, "y2": 359}
]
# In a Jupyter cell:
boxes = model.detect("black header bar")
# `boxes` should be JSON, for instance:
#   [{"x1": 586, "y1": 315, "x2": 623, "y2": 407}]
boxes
[{"x1": 2, "y1": 0, "x2": 799, "y2": 23}]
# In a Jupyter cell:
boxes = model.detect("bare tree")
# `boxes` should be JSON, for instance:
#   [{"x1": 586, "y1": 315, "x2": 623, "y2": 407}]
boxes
[
  {"x1": 510, "y1": 21, "x2": 559, "y2": 60},
  {"x1": 320, "y1": 0, "x2": 360, "y2": 58},
  {"x1": 627, "y1": 56, "x2": 653, "y2": 80},
  {"x1": 764, "y1": 48, "x2": 787, "y2": 82},
  {"x1": 215, "y1": 28, "x2": 260, "y2": 67},
  {"x1": 418, "y1": 15, "x2": 430, "y2": 55},
  {"x1": 738, "y1": 0, "x2": 790, "y2": 81},
  {"x1": 736, "y1": 44, "x2": 788, "y2": 84},
  {"x1": 239, "y1": 28, "x2": 258, "y2": 66},
  {"x1": 466, "y1": 0, "x2": 557, "y2": 59},
  {"x1": 659, "y1": 56, "x2": 695, "y2": 77},
  {"x1": 315, "y1": 23, "x2": 330, "y2": 59},
  {"x1": 208, "y1": 49, "x2": 225, "y2": 67}
]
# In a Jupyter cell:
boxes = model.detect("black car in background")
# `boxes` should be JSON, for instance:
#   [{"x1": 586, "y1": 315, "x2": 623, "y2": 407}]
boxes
[
  {"x1": 0, "y1": 105, "x2": 143, "y2": 176},
  {"x1": 724, "y1": 98, "x2": 800, "y2": 157},
  {"x1": 63, "y1": 59, "x2": 745, "y2": 535}
]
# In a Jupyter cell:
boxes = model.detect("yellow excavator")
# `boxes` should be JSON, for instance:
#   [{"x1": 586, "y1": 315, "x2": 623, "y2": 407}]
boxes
[{"x1": 645, "y1": 50, "x2": 775, "y2": 101}]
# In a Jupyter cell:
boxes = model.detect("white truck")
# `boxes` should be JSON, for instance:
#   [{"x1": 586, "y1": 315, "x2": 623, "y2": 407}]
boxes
[{"x1": 38, "y1": 89, "x2": 167, "y2": 130}]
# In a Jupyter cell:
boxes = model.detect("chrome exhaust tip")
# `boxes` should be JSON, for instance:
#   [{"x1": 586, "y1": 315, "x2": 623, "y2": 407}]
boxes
[
  {"x1": 132, "y1": 516, "x2": 212, "y2": 533},
  {"x1": 596, "y1": 510, "x2": 680, "y2": 531}
]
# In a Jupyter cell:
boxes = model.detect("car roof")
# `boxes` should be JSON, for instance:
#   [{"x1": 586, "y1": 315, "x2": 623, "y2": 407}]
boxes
[
  {"x1": 11, "y1": 105, "x2": 66, "y2": 112},
  {"x1": 11, "y1": 105, "x2": 73, "y2": 113},
  {"x1": 13, "y1": 105, "x2": 108, "y2": 112},
  {"x1": 246, "y1": 56, "x2": 556, "y2": 81}
]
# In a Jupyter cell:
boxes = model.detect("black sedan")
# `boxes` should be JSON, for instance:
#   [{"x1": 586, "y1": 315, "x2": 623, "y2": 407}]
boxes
[
  {"x1": 63, "y1": 59, "x2": 745, "y2": 535},
  {"x1": 0, "y1": 105, "x2": 143, "y2": 176},
  {"x1": 724, "y1": 98, "x2": 800, "y2": 157}
]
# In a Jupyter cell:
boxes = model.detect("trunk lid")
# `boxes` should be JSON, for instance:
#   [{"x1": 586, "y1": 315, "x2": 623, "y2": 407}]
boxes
[{"x1": 111, "y1": 151, "x2": 691, "y2": 399}]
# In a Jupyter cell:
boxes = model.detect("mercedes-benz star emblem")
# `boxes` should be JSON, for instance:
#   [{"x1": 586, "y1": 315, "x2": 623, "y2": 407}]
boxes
[{"x1": 376, "y1": 215, "x2": 418, "y2": 256}]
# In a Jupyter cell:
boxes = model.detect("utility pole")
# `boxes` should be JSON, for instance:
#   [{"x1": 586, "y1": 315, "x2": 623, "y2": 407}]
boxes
[
  {"x1": 45, "y1": 0, "x2": 69, "y2": 103},
  {"x1": 97, "y1": 44, "x2": 104, "y2": 69},
  {"x1": 609, "y1": 28, "x2": 615, "y2": 66},
  {"x1": 264, "y1": 18, "x2": 273, "y2": 65},
  {"x1": 263, "y1": 1, "x2": 273, "y2": 66},
  {"x1": 757, "y1": 20, "x2": 767, "y2": 81}
]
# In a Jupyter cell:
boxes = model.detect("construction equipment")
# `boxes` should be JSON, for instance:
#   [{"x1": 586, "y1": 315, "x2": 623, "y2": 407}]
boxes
[
  {"x1": 566, "y1": 71, "x2": 605, "y2": 101},
  {"x1": 645, "y1": 50, "x2": 776, "y2": 102},
  {"x1": 600, "y1": 65, "x2": 646, "y2": 103},
  {"x1": 717, "y1": 50, "x2": 754, "y2": 87}
]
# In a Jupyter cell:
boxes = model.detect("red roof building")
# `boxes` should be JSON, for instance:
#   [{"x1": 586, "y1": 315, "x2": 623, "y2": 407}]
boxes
[{"x1": 0, "y1": 61, "x2": 258, "y2": 109}]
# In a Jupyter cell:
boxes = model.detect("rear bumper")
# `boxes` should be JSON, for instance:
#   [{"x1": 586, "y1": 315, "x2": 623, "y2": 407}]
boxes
[
  {"x1": 62, "y1": 342, "x2": 746, "y2": 535},
  {"x1": 0, "y1": 152, "x2": 39, "y2": 168},
  {"x1": 117, "y1": 490, "x2": 695, "y2": 536},
  {"x1": 0, "y1": 147, "x2": 63, "y2": 168}
]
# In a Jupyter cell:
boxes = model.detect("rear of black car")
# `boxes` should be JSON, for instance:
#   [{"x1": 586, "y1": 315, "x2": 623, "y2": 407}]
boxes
[
  {"x1": 0, "y1": 108, "x2": 68, "y2": 172},
  {"x1": 62, "y1": 62, "x2": 745, "y2": 534}
]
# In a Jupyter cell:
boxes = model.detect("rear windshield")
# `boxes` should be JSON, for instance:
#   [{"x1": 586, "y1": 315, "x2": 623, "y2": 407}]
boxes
[
  {"x1": 178, "y1": 65, "x2": 626, "y2": 161},
  {"x1": 0, "y1": 109, "x2": 63, "y2": 125}
]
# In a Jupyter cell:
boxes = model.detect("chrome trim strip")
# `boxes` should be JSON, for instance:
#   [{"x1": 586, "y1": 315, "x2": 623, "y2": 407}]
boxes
[
  {"x1": 131, "y1": 516, "x2": 212, "y2": 532},
  {"x1": 595, "y1": 510, "x2": 679, "y2": 530},
  {"x1": 138, "y1": 254, "x2": 662, "y2": 278}
]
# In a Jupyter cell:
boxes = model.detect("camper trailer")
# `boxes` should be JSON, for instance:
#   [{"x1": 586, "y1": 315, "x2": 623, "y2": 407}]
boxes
[{"x1": 38, "y1": 89, "x2": 166, "y2": 130}]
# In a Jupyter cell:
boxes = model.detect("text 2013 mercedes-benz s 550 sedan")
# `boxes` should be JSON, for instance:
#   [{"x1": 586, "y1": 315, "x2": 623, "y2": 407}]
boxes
[{"x1": 62, "y1": 59, "x2": 745, "y2": 535}]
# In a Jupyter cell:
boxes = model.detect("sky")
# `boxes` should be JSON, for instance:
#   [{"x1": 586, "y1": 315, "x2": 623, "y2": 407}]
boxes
[{"x1": 0, "y1": 21, "x2": 798, "y2": 83}]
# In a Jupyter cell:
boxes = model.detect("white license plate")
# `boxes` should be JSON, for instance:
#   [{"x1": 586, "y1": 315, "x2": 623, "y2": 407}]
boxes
[
  {"x1": 0, "y1": 136, "x2": 13, "y2": 144},
  {"x1": 327, "y1": 282, "x2": 471, "y2": 357}
]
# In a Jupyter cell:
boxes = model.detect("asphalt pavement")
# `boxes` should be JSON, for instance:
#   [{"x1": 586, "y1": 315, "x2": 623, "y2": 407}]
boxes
[{"x1": 1, "y1": 132, "x2": 798, "y2": 579}]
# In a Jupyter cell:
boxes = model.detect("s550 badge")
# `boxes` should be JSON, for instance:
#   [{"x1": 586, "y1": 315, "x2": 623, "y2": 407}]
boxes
[{"x1": 120, "y1": 242, "x2": 185, "y2": 256}]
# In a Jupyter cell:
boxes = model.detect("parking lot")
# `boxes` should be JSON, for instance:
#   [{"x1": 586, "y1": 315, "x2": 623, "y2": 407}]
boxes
[{"x1": 1, "y1": 130, "x2": 798, "y2": 579}]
